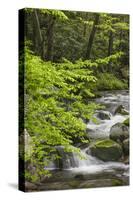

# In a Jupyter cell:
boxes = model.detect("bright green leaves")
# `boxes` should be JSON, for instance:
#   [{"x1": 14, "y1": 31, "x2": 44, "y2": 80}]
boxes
[
  {"x1": 114, "y1": 22, "x2": 129, "y2": 31},
  {"x1": 40, "y1": 9, "x2": 68, "y2": 21},
  {"x1": 25, "y1": 8, "x2": 68, "y2": 21},
  {"x1": 23, "y1": 49, "x2": 99, "y2": 181},
  {"x1": 96, "y1": 51, "x2": 124, "y2": 66}
]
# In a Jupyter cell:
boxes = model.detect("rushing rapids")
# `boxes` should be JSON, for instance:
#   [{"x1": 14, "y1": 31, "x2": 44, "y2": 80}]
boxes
[{"x1": 37, "y1": 90, "x2": 129, "y2": 191}]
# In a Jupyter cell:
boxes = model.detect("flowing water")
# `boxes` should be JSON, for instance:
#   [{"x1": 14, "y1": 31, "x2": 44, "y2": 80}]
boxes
[
  {"x1": 39, "y1": 90, "x2": 129, "y2": 190},
  {"x1": 87, "y1": 90, "x2": 129, "y2": 139}
]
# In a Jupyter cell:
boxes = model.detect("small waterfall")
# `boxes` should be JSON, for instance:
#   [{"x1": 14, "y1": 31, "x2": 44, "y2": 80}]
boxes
[
  {"x1": 87, "y1": 113, "x2": 127, "y2": 139},
  {"x1": 45, "y1": 146, "x2": 103, "y2": 170},
  {"x1": 45, "y1": 146, "x2": 128, "y2": 175}
]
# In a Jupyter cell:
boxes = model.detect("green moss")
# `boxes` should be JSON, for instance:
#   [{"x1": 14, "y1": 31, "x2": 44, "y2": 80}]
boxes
[
  {"x1": 123, "y1": 118, "x2": 129, "y2": 126},
  {"x1": 90, "y1": 139, "x2": 123, "y2": 161},
  {"x1": 69, "y1": 181, "x2": 80, "y2": 188},
  {"x1": 94, "y1": 139, "x2": 118, "y2": 148},
  {"x1": 112, "y1": 179, "x2": 123, "y2": 186}
]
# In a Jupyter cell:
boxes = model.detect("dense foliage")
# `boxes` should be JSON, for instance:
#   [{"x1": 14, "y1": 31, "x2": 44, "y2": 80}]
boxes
[
  {"x1": 22, "y1": 48, "x2": 101, "y2": 181},
  {"x1": 20, "y1": 8, "x2": 129, "y2": 182}
]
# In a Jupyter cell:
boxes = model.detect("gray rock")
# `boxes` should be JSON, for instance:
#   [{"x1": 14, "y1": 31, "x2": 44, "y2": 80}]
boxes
[
  {"x1": 25, "y1": 182, "x2": 37, "y2": 191},
  {"x1": 110, "y1": 123, "x2": 129, "y2": 143},
  {"x1": 96, "y1": 111, "x2": 111, "y2": 120}
]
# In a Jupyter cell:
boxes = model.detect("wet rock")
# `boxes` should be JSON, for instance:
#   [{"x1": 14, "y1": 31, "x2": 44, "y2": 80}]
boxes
[
  {"x1": 114, "y1": 105, "x2": 129, "y2": 115},
  {"x1": 25, "y1": 182, "x2": 37, "y2": 191},
  {"x1": 90, "y1": 139, "x2": 122, "y2": 161},
  {"x1": 123, "y1": 139, "x2": 129, "y2": 156},
  {"x1": 123, "y1": 156, "x2": 129, "y2": 164},
  {"x1": 111, "y1": 179, "x2": 123, "y2": 186},
  {"x1": 96, "y1": 111, "x2": 111, "y2": 120},
  {"x1": 68, "y1": 181, "x2": 80, "y2": 188},
  {"x1": 75, "y1": 143, "x2": 90, "y2": 149},
  {"x1": 110, "y1": 123, "x2": 129, "y2": 143},
  {"x1": 74, "y1": 174, "x2": 85, "y2": 180},
  {"x1": 55, "y1": 146, "x2": 79, "y2": 169}
]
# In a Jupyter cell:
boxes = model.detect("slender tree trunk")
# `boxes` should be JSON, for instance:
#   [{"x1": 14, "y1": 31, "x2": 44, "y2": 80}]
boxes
[
  {"x1": 46, "y1": 17, "x2": 55, "y2": 61},
  {"x1": 107, "y1": 30, "x2": 113, "y2": 72},
  {"x1": 34, "y1": 10, "x2": 42, "y2": 43},
  {"x1": 83, "y1": 13, "x2": 89, "y2": 37},
  {"x1": 83, "y1": 22, "x2": 87, "y2": 37},
  {"x1": 119, "y1": 30, "x2": 123, "y2": 51},
  {"x1": 85, "y1": 13, "x2": 100, "y2": 59},
  {"x1": 33, "y1": 10, "x2": 45, "y2": 59},
  {"x1": 108, "y1": 30, "x2": 113, "y2": 56}
]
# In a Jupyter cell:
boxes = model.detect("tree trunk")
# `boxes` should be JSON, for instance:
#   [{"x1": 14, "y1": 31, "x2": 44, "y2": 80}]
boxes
[
  {"x1": 33, "y1": 10, "x2": 45, "y2": 59},
  {"x1": 107, "y1": 30, "x2": 113, "y2": 72},
  {"x1": 108, "y1": 30, "x2": 113, "y2": 56},
  {"x1": 85, "y1": 13, "x2": 100, "y2": 59},
  {"x1": 83, "y1": 13, "x2": 89, "y2": 37},
  {"x1": 46, "y1": 17, "x2": 55, "y2": 61},
  {"x1": 119, "y1": 30, "x2": 123, "y2": 51}
]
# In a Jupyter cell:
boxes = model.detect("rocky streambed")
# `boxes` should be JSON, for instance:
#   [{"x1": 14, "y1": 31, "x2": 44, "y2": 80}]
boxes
[{"x1": 25, "y1": 90, "x2": 129, "y2": 191}]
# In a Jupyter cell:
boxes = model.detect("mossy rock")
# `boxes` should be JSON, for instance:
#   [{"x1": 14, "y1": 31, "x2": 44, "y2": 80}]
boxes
[
  {"x1": 123, "y1": 118, "x2": 129, "y2": 126},
  {"x1": 114, "y1": 105, "x2": 129, "y2": 115},
  {"x1": 68, "y1": 181, "x2": 80, "y2": 188},
  {"x1": 90, "y1": 139, "x2": 122, "y2": 161},
  {"x1": 111, "y1": 179, "x2": 123, "y2": 186}
]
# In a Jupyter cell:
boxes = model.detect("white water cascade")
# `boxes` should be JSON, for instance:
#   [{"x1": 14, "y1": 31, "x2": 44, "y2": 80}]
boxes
[{"x1": 45, "y1": 90, "x2": 129, "y2": 177}]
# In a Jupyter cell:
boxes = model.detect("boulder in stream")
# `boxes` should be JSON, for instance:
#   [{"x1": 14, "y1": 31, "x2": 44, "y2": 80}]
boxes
[
  {"x1": 110, "y1": 123, "x2": 129, "y2": 143},
  {"x1": 114, "y1": 105, "x2": 129, "y2": 115},
  {"x1": 96, "y1": 110, "x2": 111, "y2": 120},
  {"x1": 90, "y1": 139, "x2": 122, "y2": 161}
]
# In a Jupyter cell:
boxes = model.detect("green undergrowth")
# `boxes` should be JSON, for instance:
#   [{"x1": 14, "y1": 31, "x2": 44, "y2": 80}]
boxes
[{"x1": 92, "y1": 73, "x2": 128, "y2": 91}]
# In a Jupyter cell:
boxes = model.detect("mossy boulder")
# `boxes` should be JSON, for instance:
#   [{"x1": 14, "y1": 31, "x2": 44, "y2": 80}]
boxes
[
  {"x1": 90, "y1": 139, "x2": 122, "y2": 161},
  {"x1": 110, "y1": 123, "x2": 129, "y2": 143},
  {"x1": 114, "y1": 105, "x2": 129, "y2": 115},
  {"x1": 111, "y1": 179, "x2": 123, "y2": 186},
  {"x1": 123, "y1": 118, "x2": 129, "y2": 126}
]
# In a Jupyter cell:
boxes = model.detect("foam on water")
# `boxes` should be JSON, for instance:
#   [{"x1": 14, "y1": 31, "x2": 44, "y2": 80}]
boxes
[{"x1": 87, "y1": 114, "x2": 127, "y2": 139}]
